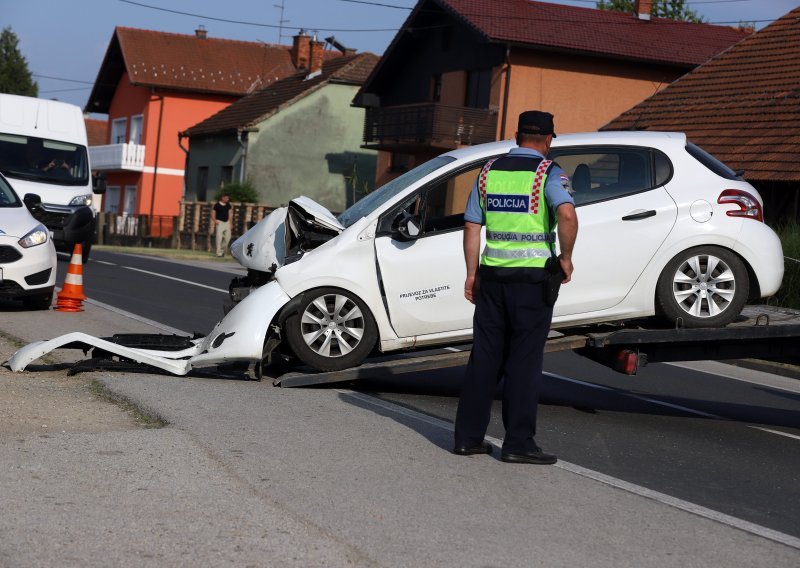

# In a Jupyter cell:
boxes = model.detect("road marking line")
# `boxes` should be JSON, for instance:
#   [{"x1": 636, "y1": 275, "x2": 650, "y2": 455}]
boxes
[
  {"x1": 84, "y1": 298, "x2": 189, "y2": 336},
  {"x1": 443, "y1": 347, "x2": 463, "y2": 352},
  {"x1": 667, "y1": 361, "x2": 800, "y2": 395},
  {"x1": 94, "y1": 260, "x2": 116, "y2": 266},
  {"x1": 546, "y1": 372, "x2": 724, "y2": 418},
  {"x1": 547, "y1": 373, "x2": 800, "y2": 442},
  {"x1": 750, "y1": 426, "x2": 800, "y2": 441},
  {"x1": 337, "y1": 388, "x2": 800, "y2": 551},
  {"x1": 121, "y1": 266, "x2": 228, "y2": 293}
]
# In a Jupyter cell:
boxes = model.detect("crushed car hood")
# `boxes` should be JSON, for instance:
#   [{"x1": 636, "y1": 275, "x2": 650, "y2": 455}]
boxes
[{"x1": 230, "y1": 196, "x2": 343, "y2": 273}]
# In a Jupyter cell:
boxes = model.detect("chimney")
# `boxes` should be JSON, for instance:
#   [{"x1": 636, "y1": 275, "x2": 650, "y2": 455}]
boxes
[
  {"x1": 291, "y1": 30, "x2": 311, "y2": 69},
  {"x1": 634, "y1": 0, "x2": 652, "y2": 21},
  {"x1": 325, "y1": 36, "x2": 357, "y2": 57},
  {"x1": 309, "y1": 37, "x2": 326, "y2": 75},
  {"x1": 195, "y1": 25, "x2": 208, "y2": 39}
]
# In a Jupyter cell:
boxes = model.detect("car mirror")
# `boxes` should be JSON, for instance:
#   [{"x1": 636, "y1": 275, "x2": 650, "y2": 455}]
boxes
[
  {"x1": 92, "y1": 172, "x2": 107, "y2": 194},
  {"x1": 23, "y1": 193, "x2": 42, "y2": 211},
  {"x1": 396, "y1": 212, "x2": 421, "y2": 241}
]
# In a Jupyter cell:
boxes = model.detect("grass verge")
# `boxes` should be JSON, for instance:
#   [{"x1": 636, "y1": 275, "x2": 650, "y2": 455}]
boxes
[
  {"x1": 93, "y1": 244, "x2": 229, "y2": 262},
  {"x1": 771, "y1": 223, "x2": 800, "y2": 310},
  {"x1": 88, "y1": 379, "x2": 168, "y2": 429}
]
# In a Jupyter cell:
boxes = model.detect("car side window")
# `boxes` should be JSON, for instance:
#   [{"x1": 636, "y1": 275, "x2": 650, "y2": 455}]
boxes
[
  {"x1": 419, "y1": 164, "x2": 483, "y2": 234},
  {"x1": 549, "y1": 147, "x2": 655, "y2": 206},
  {"x1": 378, "y1": 160, "x2": 490, "y2": 238}
]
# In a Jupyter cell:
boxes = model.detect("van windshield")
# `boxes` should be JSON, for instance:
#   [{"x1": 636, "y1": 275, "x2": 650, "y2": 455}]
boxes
[
  {"x1": 0, "y1": 133, "x2": 89, "y2": 186},
  {"x1": 337, "y1": 156, "x2": 456, "y2": 228}
]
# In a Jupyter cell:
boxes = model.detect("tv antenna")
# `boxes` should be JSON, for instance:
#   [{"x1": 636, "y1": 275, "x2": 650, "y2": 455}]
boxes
[{"x1": 274, "y1": 0, "x2": 290, "y2": 43}]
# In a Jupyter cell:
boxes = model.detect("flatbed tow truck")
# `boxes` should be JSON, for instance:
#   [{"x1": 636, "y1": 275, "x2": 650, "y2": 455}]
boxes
[
  {"x1": 269, "y1": 304, "x2": 800, "y2": 387},
  {"x1": 8, "y1": 305, "x2": 799, "y2": 386}
]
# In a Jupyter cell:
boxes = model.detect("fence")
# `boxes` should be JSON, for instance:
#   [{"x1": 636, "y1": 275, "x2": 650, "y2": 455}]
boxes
[{"x1": 96, "y1": 201, "x2": 278, "y2": 251}]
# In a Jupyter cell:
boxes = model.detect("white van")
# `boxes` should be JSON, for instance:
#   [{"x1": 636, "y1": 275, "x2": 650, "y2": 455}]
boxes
[{"x1": 0, "y1": 94, "x2": 104, "y2": 261}]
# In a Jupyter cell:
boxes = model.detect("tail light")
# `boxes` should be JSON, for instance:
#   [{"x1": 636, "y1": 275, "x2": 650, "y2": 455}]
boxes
[{"x1": 718, "y1": 189, "x2": 763, "y2": 222}]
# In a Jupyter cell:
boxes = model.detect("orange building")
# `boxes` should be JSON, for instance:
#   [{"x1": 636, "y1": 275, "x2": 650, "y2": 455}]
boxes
[
  {"x1": 355, "y1": 0, "x2": 750, "y2": 186},
  {"x1": 86, "y1": 27, "x2": 330, "y2": 218}
]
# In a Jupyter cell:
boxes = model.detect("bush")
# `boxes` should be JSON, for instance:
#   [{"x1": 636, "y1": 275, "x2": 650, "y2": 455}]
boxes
[
  {"x1": 770, "y1": 222, "x2": 800, "y2": 310},
  {"x1": 214, "y1": 179, "x2": 259, "y2": 203}
]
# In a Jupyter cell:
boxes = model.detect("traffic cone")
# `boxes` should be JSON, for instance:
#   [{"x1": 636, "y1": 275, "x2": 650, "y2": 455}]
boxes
[{"x1": 55, "y1": 243, "x2": 87, "y2": 312}]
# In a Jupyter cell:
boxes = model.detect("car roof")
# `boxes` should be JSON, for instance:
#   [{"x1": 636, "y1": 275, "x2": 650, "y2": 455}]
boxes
[{"x1": 441, "y1": 131, "x2": 688, "y2": 161}]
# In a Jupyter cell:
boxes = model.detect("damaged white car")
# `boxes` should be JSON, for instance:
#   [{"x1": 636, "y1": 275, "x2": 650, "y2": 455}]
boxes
[{"x1": 9, "y1": 132, "x2": 784, "y2": 375}]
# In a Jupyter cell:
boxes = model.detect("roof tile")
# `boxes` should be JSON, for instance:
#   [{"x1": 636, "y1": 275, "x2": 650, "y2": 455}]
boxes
[
  {"x1": 184, "y1": 53, "x2": 378, "y2": 137},
  {"x1": 439, "y1": 0, "x2": 749, "y2": 66},
  {"x1": 601, "y1": 8, "x2": 800, "y2": 181}
]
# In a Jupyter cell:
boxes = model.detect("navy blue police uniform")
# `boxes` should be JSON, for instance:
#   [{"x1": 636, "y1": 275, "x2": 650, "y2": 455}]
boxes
[{"x1": 454, "y1": 124, "x2": 574, "y2": 460}]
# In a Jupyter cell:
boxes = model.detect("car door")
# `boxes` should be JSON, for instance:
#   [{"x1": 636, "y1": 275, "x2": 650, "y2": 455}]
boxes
[
  {"x1": 549, "y1": 146, "x2": 677, "y2": 315},
  {"x1": 374, "y1": 161, "x2": 487, "y2": 338}
]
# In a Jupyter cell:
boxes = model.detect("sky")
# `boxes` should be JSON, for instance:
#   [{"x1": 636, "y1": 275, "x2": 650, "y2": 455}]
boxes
[{"x1": 5, "y1": 0, "x2": 799, "y2": 112}]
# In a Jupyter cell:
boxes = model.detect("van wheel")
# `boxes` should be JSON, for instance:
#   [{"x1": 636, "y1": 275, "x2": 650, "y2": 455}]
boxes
[
  {"x1": 81, "y1": 241, "x2": 92, "y2": 263},
  {"x1": 284, "y1": 288, "x2": 377, "y2": 372},
  {"x1": 656, "y1": 246, "x2": 748, "y2": 328}
]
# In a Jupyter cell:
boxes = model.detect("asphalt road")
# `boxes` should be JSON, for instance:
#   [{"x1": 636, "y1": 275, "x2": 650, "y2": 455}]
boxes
[{"x1": 57, "y1": 250, "x2": 800, "y2": 538}]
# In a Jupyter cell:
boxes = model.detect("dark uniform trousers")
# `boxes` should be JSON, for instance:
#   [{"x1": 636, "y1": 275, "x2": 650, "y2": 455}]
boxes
[{"x1": 454, "y1": 270, "x2": 553, "y2": 454}]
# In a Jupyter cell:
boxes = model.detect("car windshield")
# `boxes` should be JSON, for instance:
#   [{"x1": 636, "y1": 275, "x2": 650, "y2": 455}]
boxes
[
  {"x1": 0, "y1": 175, "x2": 22, "y2": 207},
  {"x1": 337, "y1": 156, "x2": 456, "y2": 228},
  {"x1": 0, "y1": 133, "x2": 89, "y2": 186}
]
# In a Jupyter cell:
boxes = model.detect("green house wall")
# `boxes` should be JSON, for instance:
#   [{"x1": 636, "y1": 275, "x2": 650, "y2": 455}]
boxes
[{"x1": 185, "y1": 83, "x2": 376, "y2": 213}]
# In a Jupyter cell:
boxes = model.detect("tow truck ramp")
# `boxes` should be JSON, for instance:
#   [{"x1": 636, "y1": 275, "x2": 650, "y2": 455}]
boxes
[{"x1": 270, "y1": 305, "x2": 800, "y2": 387}]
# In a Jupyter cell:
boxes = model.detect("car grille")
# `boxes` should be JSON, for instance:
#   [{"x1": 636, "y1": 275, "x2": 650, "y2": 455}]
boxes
[
  {"x1": 25, "y1": 268, "x2": 52, "y2": 285},
  {"x1": 31, "y1": 209, "x2": 70, "y2": 229},
  {"x1": 0, "y1": 246, "x2": 23, "y2": 263},
  {"x1": 0, "y1": 279, "x2": 23, "y2": 295}
]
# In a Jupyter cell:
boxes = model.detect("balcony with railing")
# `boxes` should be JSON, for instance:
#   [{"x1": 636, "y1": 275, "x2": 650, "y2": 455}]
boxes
[
  {"x1": 363, "y1": 103, "x2": 498, "y2": 151},
  {"x1": 89, "y1": 142, "x2": 146, "y2": 171}
]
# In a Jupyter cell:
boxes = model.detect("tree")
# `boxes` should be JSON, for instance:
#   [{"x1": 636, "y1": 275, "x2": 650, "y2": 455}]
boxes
[
  {"x1": 597, "y1": 0, "x2": 705, "y2": 23},
  {"x1": 0, "y1": 27, "x2": 38, "y2": 96},
  {"x1": 215, "y1": 179, "x2": 259, "y2": 203}
]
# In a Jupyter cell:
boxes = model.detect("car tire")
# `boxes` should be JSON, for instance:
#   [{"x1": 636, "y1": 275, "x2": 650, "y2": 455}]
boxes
[
  {"x1": 284, "y1": 287, "x2": 377, "y2": 372},
  {"x1": 656, "y1": 246, "x2": 749, "y2": 328},
  {"x1": 22, "y1": 291, "x2": 53, "y2": 311}
]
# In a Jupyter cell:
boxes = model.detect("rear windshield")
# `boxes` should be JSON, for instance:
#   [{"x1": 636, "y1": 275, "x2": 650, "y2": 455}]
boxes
[{"x1": 685, "y1": 143, "x2": 742, "y2": 181}]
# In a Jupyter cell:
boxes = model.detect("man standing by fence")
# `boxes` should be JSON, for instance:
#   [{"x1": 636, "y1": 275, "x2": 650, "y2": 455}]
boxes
[{"x1": 211, "y1": 193, "x2": 232, "y2": 257}]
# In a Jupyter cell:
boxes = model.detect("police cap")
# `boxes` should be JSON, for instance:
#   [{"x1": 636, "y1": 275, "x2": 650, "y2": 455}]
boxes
[{"x1": 518, "y1": 111, "x2": 556, "y2": 137}]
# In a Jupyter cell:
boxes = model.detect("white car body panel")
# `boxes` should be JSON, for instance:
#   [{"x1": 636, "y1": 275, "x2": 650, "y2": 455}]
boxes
[
  {"x1": 8, "y1": 281, "x2": 290, "y2": 374},
  {"x1": 0, "y1": 181, "x2": 57, "y2": 298},
  {"x1": 376, "y1": 229, "x2": 471, "y2": 337},
  {"x1": 9, "y1": 131, "x2": 786, "y2": 374}
]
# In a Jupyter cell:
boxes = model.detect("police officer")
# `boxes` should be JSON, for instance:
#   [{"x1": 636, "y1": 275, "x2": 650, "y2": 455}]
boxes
[{"x1": 454, "y1": 110, "x2": 578, "y2": 465}]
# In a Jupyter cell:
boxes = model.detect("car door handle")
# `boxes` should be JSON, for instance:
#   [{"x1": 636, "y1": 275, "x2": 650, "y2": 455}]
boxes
[{"x1": 622, "y1": 210, "x2": 657, "y2": 221}]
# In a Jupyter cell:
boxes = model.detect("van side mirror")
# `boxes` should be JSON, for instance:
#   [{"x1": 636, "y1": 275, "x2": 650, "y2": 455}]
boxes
[
  {"x1": 396, "y1": 212, "x2": 421, "y2": 241},
  {"x1": 23, "y1": 193, "x2": 42, "y2": 211},
  {"x1": 92, "y1": 172, "x2": 107, "y2": 194}
]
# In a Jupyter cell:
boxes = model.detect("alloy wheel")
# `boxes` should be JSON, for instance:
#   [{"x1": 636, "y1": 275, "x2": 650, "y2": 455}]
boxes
[
  {"x1": 300, "y1": 293, "x2": 365, "y2": 357},
  {"x1": 671, "y1": 253, "x2": 736, "y2": 318}
]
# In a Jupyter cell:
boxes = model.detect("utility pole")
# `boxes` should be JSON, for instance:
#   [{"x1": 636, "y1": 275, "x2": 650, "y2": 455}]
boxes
[{"x1": 274, "y1": 0, "x2": 289, "y2": 43}]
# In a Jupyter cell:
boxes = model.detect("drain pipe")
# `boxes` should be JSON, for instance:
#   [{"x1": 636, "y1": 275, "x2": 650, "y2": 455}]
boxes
[
  {"x1": 500, "y1": 45, "x2": 512, "y2": 140},
  {"x1": 149, "y1": 91, "x2": 165, "y2": 225},
  {"x1": 177, "y1": 131, "x2": 189, "y2": 200},
  {"x1": 236, "y1": 130, "x2": 248, "y2": 183}
]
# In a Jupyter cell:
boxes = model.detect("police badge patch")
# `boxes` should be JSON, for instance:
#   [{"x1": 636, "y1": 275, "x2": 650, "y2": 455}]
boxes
[{"x1": 560, "y1": 174, "x2": 574, "y2": 195}]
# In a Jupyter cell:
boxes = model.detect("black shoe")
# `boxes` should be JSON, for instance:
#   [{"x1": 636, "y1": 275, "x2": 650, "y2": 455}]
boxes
[
  {"x1": 453, "y1": 441, "x2": 493, "y2": 456},
  {"x1": 501, "y1": 447, "x2": 557, "y2": 465}
]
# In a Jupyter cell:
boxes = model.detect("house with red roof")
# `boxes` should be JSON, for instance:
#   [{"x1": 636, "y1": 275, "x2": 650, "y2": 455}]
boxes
[
  {"x1": 355, "y1": 0, "x2": 749, "y2": 186},
  {"x1": 182, "y1": 52, "x2": 379, "y2": 213},
  {"x1": 86, "y1": 26, "x2": 340, "y2": 222},
  {"x1": 602, "y1": 7, "x2": 800, "y2": 224}
]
